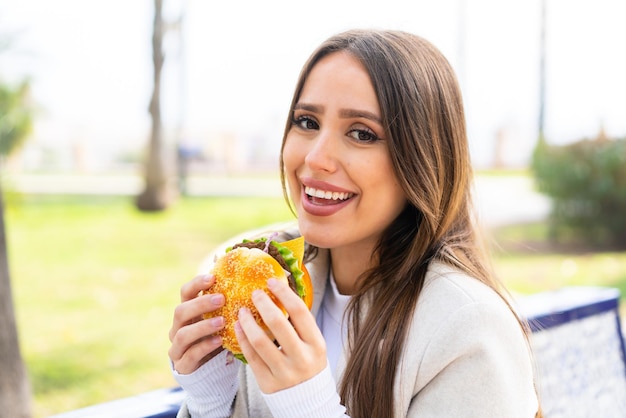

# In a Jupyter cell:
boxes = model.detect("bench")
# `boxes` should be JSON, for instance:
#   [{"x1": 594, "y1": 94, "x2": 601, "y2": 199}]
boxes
[
  {"x1": 518, "y1": 286, "x2": 626, "y2": 417},
  {"x1": 47, "y1": 386, "x2": 185, "y2": 418},
  {"x1": 50, "y1": 286, "x2": 626, "y2": 418}
]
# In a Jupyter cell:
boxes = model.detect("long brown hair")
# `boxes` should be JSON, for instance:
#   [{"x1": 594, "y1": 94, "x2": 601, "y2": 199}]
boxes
[{"x1": 280, "y1": 29, "x2": 538, "y2": 418}]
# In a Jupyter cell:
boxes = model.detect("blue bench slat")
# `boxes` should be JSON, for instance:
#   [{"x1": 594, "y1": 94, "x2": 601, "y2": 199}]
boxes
[{"x1": 48, "y1": 386, "x2": 184, "y2": 418}]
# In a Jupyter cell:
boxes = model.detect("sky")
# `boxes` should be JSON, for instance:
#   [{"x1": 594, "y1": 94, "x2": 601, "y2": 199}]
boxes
[{"x1": 1, "y1": 0, "x2": 625, "y2": 170}]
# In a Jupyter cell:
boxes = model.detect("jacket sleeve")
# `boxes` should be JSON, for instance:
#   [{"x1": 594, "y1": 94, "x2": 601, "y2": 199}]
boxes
[
  {"x1": 408, "y1": 300, "x2": 538, "y2": 417},
  {"x1": 173, "y1": 350, "x2": 240, "y2": 418}
]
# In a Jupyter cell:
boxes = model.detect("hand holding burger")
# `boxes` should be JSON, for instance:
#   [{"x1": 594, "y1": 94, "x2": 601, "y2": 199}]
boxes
[
  {"x1": 202, "y1": 236, "x2": 314, "y2": 363},
  {"x1": 169, "y1": 233, "x2": 325, "y2": 394}
]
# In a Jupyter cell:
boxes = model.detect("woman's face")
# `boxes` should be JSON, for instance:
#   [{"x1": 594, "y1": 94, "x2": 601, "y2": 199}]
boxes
[{"x1": 283, "y1": 51, "x2": 406, "y2": 253}]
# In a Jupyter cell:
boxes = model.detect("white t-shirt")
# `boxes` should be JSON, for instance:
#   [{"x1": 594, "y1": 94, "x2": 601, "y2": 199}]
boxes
[{"x1": 316, "y1": 271, "x2": 351, "y2": 378}]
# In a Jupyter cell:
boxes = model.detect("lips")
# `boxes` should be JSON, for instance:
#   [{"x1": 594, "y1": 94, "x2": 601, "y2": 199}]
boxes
[{"x1": 299, "y1": 182, "x2": 355, "y2": 216}]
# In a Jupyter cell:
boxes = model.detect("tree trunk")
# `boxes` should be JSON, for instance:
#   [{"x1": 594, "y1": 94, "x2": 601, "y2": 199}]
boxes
[
  {"x1": 0, "y1": 180, "x2": 32, "y2": 417},
  {"x1": 136, "y1": 0, "x2": 172, "y2": 211},
  {"x1": 537, "y1": 0, "x2": 547, "y2": 146}
]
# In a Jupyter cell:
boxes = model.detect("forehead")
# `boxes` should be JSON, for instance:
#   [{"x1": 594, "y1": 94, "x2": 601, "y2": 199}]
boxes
[{"x1": 298, "y1": 51, "x2": 380, "y2": 113}]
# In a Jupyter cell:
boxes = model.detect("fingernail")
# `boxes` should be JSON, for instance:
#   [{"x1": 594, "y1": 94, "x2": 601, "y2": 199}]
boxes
[
  {"x1": 267, "y1": 278, "x2": 279, "y2": 289},
  {"x1": 210, "y1": 316, "x2": 224, "y2": 327},
  {"x1": 210, "y1": 294, "x2": 224, "y2": 305}
]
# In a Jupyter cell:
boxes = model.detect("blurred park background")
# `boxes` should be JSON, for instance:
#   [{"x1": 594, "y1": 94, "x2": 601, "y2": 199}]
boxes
[{"x1": 1, "y1": 0, "x2": 625, "y2": 416}]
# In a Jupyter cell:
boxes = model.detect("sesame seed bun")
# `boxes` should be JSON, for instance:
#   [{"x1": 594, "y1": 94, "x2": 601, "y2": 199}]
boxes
[{"x1": 202, "y1": 246, "x2": 290, "y2": 360}]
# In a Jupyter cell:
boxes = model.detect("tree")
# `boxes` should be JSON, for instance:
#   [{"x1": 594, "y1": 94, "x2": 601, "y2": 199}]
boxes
[
  {"x1": 135, "y1": 0, "x2": 174, "y2": 211},
  {"x1": 0, "y1": 79, "x2": 33, "y2": 416},
  {"x1": 0, "y1": 81, "x2": 32, "y2": 156},
  {"x1": 536, "y1": 0, "x2": 547, "y2": 148},
  {"x1": 0, "y1": 181, "x2": 31, "y2": 417}
]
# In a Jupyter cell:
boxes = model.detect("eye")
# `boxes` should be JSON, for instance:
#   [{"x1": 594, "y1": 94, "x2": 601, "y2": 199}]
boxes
[
  {"x1": 292, "y1": 115, "x2": 319, "y2": 131},
  {"x1": 347, "y1": 127, "x2": 380, "y2": 143}
]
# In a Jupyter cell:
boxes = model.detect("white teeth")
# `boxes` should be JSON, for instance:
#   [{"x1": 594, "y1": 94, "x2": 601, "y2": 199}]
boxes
[{"x1": 305, "y1": 186, "x2": 354, "y2": 201}]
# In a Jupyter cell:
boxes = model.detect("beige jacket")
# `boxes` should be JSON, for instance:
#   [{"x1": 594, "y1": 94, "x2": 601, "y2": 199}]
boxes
[{"x1": 180, "y1": 225, "x2": 539, "y2": 417}]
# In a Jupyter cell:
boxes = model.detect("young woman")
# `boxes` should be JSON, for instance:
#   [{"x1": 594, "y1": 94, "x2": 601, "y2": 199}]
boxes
[{"x1": 168, "y1": 29, "x2": 541, "y2": 417}]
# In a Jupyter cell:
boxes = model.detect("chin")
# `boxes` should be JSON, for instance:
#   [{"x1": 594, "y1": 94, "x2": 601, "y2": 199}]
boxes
[
  {"x1": 298, "y1": 219, "x2": 345, "y2": 250},
  {"x1": 296, "y1": 218, "x2": 328, "y2": 248}
]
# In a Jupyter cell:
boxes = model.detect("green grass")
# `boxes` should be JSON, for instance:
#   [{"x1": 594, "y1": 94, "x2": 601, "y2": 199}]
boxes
[
  {"x1": 4, "y1": 194, "x2": 626, "y2": 417},
  {"x1": 5, "y1": 194, "x2": 294, "y2": 417},
  {"x1": 490, "y1": 221, "x2": 626, "y2": 314},
  {"x1": 475, "y1": 167, "x2": 533, "y2": 177}
]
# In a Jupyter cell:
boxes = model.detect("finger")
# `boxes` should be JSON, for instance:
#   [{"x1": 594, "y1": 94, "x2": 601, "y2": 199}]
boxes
[
  {"x1": 250, "y1": 287, "x2": 298, "y2": 351},
  {"x1": 169, "y1": 292, "x2": 225, "y2": 342},
  {"x1": 169, "y1": 315, "x2": 225, "y2": 360},
  {"x1": 233, "y1": 317, "x2": 259, "y2": 365},
  {"x1": 237, "y1": 301, "x2": 325, "y2": 394},
  {"x1": 180, "y1": 274, "x2": 215, "y2": 302},
  {"x1": 236, "y1": 306, "x2": 283, "y2": 367},
  {"x1": 266, "y1": 278, "x2": 321, "y2": 343},
  {"x1": 170, "y1": 334, "x2": 224, "y2": 375}
]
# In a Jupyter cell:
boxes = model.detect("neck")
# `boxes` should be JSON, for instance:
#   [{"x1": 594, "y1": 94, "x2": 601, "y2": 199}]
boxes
[{"x1": 330, "y1": 243, "x2": 377, "y2": 295}]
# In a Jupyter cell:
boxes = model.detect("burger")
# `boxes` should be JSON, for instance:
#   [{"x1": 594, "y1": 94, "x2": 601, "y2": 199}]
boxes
[{"x1": 202, "y1": 235, "x2": 313, "y2": 363}]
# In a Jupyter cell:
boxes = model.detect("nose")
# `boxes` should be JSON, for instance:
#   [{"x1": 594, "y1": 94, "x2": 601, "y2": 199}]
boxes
[{"x1": 304, "y1": 130, "x2": 339, "y2": 173}]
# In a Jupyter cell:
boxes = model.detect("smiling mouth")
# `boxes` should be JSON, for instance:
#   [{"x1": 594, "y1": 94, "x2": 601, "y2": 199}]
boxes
[{"x1": 304, "y1": 186, "x2": 354, "y2": 203}]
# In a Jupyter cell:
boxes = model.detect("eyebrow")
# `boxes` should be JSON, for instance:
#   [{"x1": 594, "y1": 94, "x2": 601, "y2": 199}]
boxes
[{"x1": 294, "y1": 103, "x2": 382, "y2": 125}]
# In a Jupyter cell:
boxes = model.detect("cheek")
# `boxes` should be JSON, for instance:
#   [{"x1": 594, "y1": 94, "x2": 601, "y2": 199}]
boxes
[
  {"x1": 369, "y1": 160, "x2": 406, "y2": 216},
  {"x1": 282, "y1": 135, "x2": 297, "y2": 166},
  {"x1": 282, "y1": 137, "x2": 303, "y2": 195}
]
